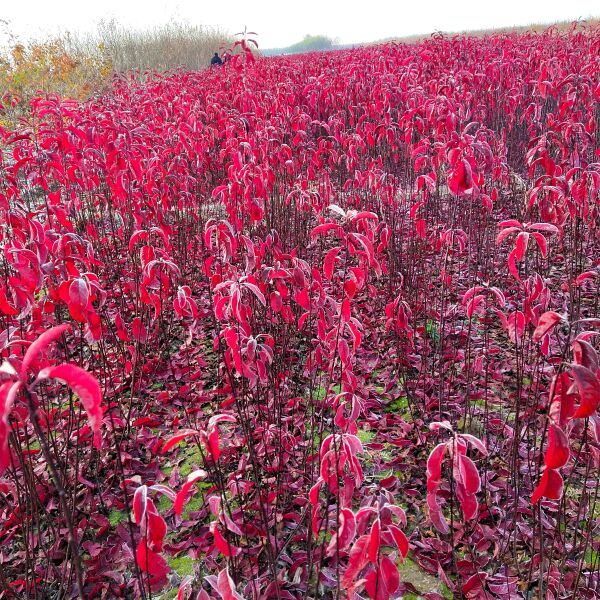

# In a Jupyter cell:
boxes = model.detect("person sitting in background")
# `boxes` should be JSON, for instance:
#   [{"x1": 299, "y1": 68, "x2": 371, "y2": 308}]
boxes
[{"x1": 210, "y1": 52, "x2": 223, "y2": 66}]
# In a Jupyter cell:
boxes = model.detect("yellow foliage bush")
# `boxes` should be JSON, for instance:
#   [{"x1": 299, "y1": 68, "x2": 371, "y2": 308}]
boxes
[
  {"x1": 0, "y1": 21, "x2": 232, "y2": 129},
  {"x1": 0, "y1": 37, "x2": 112, "y2": 128}
]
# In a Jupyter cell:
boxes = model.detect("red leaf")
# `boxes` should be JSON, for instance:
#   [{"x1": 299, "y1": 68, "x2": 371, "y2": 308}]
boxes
[
  {"x1": 342, "y1": 535, "x2": 370, "y2": 589},
  {"x1": 309, "y1": 479, "x2": 322, "y2": 505},
  {"x1": 269, "y1": 291, "x2": 282, "y2": 312},
  {"x1": 533, "y1": 311, "x2": 562, "y2": 342},
  {"x1": 458, "y1": 454, "x2": 481, "y2": 494},
  {"x1": 133, "y1": 485, "x2": 148, "y2": 526},
  {"x1": 341, "y1": 298, "x2": 351, "y2": 322},
  {"x1": 207, "y1": 568, "x2": 244, "y2": 600},
  {"x1": 365, "y1": 568, "x2": 389, "y2": 600},
  {"x1": 344, "y1": 278, "x2": 357, "y2": 298},
  {"x1": 460, "y1": 433, "x2": 487, "y2": 455},
  {"x1": 456, "y1": 482, "x2": 478, "y2": 520},
  {"x1": 132, "y1": 317, "x2": 148, "y2": 343},
  {"x1": 572, "y1": 339, "x2": 599, "y2": 372},
  {"x1": 427, "y1": 490, "x2": 449, "y2": 534},
  {"x1": 507, "y1": 310, "x2": 525, "y2": 342},
  {"x1": 489, "y1": 286, "x2": 506, "y2": 307},
  {"x1": 295, "y1": 288, "x2": 310, "y2": 310},
  {"x1": 466, "y1": 295, "x2": 485, "y2": 318},
  {"x1": 463, "y1": 572, "x2": 487, "y2": 598},
  {"x1": 242, "y1": 282, "x2": 265, "y2": 306},
  {"x1": 514, "y1": 231, "x2": 529, "y2": 261},
  {"x1": 571, "y1": 365, "x2": 600, "y2": 418},
  {"x1": 323, "y1": 246, "x2": 341, "y2": 280},
  {"x1": 388, "y1": 524, "x2": 409, "y2": 559},
  {"x1": 162, "y1": 429, "x2": 200, "y2": 453},
  {"x1": 68, "y1": 278, "x2": 89, "y2": 322},
  {"x1": 575, "y1": 271, "x2": 598, "y2": 285},
  {"x1": 0, "y1": 381, "x2": 21, "y2": 475},
  {"x1": 326, "y1": 507, "x2": 356, "y2": 556},
  {"x1": 462, "y1": 286, "x2": 484, "y2": 304},
  {"x1": 426, "y1": 442, "x2": 448, "y2": 487},
  {"x1": 0, "y1": 288, "x2": 18, "y2": 316},
  {"x1": 529, "y1": 222, "x2": 559, "y2": 234},
  {"x1": 310, "y1": 223, "x2": 341, "y2": 239},
  {"x1": 211, "y1": 522, "x2": 241, "y2": 556},
  {"x1": 177, "y1": 575, "x2": 194, "y2": 600},
  {"x1": 549, "y1": 372, "x2": 577, "y2": 427},
  {"x1": 208, "y1": 414, "x2": 236, "y2": 428},
  {"x1": 136, "y1": 539, "x2": 170, "y2": 579},
  {"x1": 148, "y1": 484, "x2": 176, "y2": 502},
  {"x1": 348, "y1": 321, "x2": 362, "y2": 351},
  {"x1": 129, "y1": 230, "x2": 148, "y2": 253},
  {"x1": 208, "y1": 426, "x2": 221, "y2": 461},
  {"x1": 507, "y1": 249, "x2": 520, "y2": 281},
  {"x1": 207, "y1": 414, "x2": 235, "y2": 462},
  {"x1": 531, "y1": 232, "x2": 548, "y2": 257},
  {"x1": 368, "y1": 518, "x2": 381, "y2": 563},
  {"x1": 338, "y1": 338, "x2": 350, "y2": 366},
  {"x1": 544, "y1": 424, "x2": 570, "y2": 469},
  {"x1": 115, "y1": 312, "x2": 129, "y2": 341},
  {"x1": 174, "y1": 470, "x2": 208, "y2": 516},
  {"x1": 353, "y1": 211, "x2": 379, "y2": 222},
  {"x1": 448, "y1": 158, "x2": 473, "y2": 195},
  {"x1": 496, "y1": 226, "x2": 520, "y2": 245},
  {"x1": 532, "y1": 468, "x2": 563, "y2": 503},
  {"x1": 38, "y1": 363, "x2": 103, "y2": 449},
  {"x1": 21, "y1": 323, "x2": 71, "y2": 379},
  {"x1": 146, "y1": 499, "x2": 167, "y2": 551},
  {"x1": 380, "y1": 555, "x2": 400, "y2": 594}
]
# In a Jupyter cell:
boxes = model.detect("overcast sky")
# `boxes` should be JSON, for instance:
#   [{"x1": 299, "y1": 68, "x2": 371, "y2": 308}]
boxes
[{"x1": 1, "y1": 0, "x2": 599, "y2": 49}]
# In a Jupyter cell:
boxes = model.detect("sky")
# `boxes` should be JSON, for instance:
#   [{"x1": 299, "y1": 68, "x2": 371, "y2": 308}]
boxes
[{"x1": 1, "y1": 0, "x2": 599, "y2": 49}]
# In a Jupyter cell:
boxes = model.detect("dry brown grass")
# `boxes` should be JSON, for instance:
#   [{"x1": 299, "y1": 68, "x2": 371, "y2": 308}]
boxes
[
  {"x1": 86, "y1": 20, "x2": 232, "y2": 73},
  {"x1": 374, "y1": 17, "x2": 600, "y2": 45}
]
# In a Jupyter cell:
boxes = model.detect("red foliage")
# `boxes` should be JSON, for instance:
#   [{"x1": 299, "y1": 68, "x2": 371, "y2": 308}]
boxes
[{"x1": 0, "y1": 25, "x2": 600, "y2": 599}]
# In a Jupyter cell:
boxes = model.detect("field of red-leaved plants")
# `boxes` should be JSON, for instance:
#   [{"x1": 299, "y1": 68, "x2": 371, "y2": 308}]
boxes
[{"x1": 0, "y1": 25, "x2": 599, "y2": 600}]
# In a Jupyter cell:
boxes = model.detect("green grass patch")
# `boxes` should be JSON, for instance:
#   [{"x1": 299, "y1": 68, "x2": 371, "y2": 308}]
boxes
[
  {"x1": 312, "y1": 383, "x2": 342, "y2": 402},
  {"x1": 157, "y1": 494, "x2": 173, "y2": 513},
  {"x1": 168, "y1": 554, "x2": 194, "y2": 576},
  {"x1": 397, "y1": 556, "x2": 453, "y2": 599},
  {"x1": 314, "y1": 385, "x2": 327, "y2": 401},
  {"x1": 585, "y1": 548, "x2": 598, "y2": 568},
  {"x1": 179, "y1": 445, "x2": 203, "y2": 478},
  {"x1": 181, "y1": 492, "x2": 207, "y2": 520},
  {"x1": 386, "y1": 396, "x2": 409, "y2": 416},
  {"x1": 357, "y1": 429, "x2": 375, "y2": 444},
  {"x1": 108, "y1": 509, "x2": 127, "y2": 528}
]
